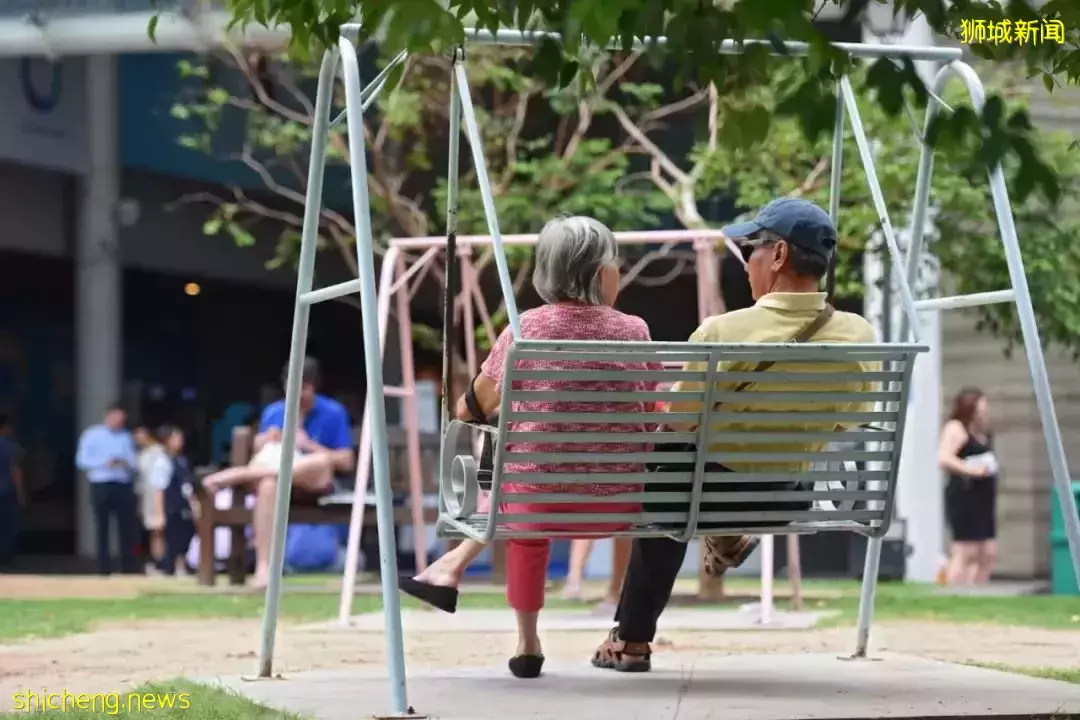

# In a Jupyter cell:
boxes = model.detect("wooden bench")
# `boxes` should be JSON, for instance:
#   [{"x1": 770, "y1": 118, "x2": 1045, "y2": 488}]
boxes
[{"x1": 194, "y1": 425, "x2": 441, "y2": 586}]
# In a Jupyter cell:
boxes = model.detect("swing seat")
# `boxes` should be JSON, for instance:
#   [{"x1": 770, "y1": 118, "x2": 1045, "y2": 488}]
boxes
[{"x1": 437, "y1": 338, "x2": 927, "y2": 543}]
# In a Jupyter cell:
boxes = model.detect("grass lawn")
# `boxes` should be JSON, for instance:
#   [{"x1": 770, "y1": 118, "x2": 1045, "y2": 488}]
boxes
[
  {"x1": 968, "y1": 661, "x2": 1080, "y2": 685},
  {"x1": 0, "y1": 585, "x2": 581, "y2": 643},
  {"x1": 2, "y1": 681, "x2": 309, "y2": 719},
  {"x1": 807, "y1": 580, "x2": 1080, "y2": 629},
  {"x1": 2, "y1": 576, "x2": 1078, "y2": 644}
]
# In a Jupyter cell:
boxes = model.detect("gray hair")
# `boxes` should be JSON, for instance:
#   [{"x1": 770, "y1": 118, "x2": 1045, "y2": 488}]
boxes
[
  {"x1": 746, "y1": 228, "x2": 829, "y2": 279},
  {"x1": 531, "y1": 216, "x2": 619, "y2": 305}
]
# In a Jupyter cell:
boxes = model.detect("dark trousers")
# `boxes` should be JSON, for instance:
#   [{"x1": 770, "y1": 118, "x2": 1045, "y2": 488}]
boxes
[
  {"x1": 614, "y1": 537, "x2": 689, "y2": 643},
  {"x1": 90, "y1": 481, "x2": 138, "y2": 575},
  {"x1": 0, "y1": 492, "x2": 19, "y2": 566},
  {"x1": 614, "y1": 461, "x2": 810, "y2": 643},
  {"x1": 159, "y1": 514, "x2": 194, "y2": 574}
]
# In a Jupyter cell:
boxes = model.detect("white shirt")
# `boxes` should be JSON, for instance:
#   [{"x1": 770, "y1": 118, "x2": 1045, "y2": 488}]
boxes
[{"x1": 137, "y1": 444, "x2": 169, "y2": 493}]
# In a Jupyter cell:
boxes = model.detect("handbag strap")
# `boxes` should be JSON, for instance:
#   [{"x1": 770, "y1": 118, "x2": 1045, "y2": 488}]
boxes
[{"x1": 729, "y1": 304, "x2": 835, "y2": 394}]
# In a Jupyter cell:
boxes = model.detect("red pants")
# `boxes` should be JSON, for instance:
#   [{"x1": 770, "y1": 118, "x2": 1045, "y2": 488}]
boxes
[{"x1": 488, "y1": 498, "x2": 638, "y2": 612}]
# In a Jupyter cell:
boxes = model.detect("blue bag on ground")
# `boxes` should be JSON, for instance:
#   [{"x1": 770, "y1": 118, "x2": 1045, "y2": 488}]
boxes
[{"x1": 285, "y1": 524, "x2": 340, "y2": 571}]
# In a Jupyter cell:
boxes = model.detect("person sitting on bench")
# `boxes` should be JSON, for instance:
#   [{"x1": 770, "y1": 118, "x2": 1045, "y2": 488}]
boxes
[
  {"x1": 591, "y1": 198, "x2": 879, "y2": 673},
  {"x1": 202, "y1": 357, "x2": 354, "y2": 588},
  {"x1": 398, "y1": 215, "x2": 662, "y2": 679}
]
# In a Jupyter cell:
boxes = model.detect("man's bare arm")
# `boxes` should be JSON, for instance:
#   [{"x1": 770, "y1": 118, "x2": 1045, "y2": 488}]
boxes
[
  {"x1": 253, "y1": 428, "x2": 281, "y2": 453},
  {"x1": 12, "y1": 464, "x2": 26, "y2": 506},
  {"x1": 296, "y1": 432, "x2": 354, "y2": 474}
]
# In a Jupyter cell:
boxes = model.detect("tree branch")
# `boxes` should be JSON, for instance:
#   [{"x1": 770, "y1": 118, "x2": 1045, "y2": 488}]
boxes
[
  {"x1": 640, "y1": 86, "x2": 710, "y2": 125},
  {"x1": 237, "y1": 146, "x2": 359, "y2": 246},
  {"x1": 632, "y1": 258, "x2": 691, "y2": 286},
  {"x1": 496, "y1": 84, "x2": 537, "y2": 195},
  {"x1": 612, "y1": 105, "x2": 691, "y2": 185},
  {"x1": 225, "y1": 45, "x2": 312, "y2": 125},
  {"x1": 789, "y1": 157, "x2": 831, "y2": 198},
  {"x1": 559, "y1": 52, "x2": 641, "y2": 170}
]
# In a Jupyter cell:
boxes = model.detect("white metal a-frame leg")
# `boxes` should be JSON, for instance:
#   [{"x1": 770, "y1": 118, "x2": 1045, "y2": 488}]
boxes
[
  {"x1": 250, "y1": 39, "x2": 413, "y2": 714},
  {"x1": 844, "y1": 60, "x2": 1080, "y2": 658},
  {"x1": 251, "y1": 39, "x2": 525, "y2": 716}
]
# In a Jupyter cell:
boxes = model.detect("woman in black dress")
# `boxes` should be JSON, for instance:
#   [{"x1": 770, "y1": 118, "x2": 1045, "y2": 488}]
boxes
[{"x1": 938, "y1": 388, "x2": 998, "y2": 585}]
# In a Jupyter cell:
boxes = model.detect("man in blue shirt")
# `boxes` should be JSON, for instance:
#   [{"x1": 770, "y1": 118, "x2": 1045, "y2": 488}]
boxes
[
  {"x1": 200, "y1": 357, "x2": 354, "y2": 587},
  {"x1": 76, "y1": 403, "x2": 139, "y2": 575},
  {"x1": 0, "y1": 414, "x2": 27, "y2": 568}
]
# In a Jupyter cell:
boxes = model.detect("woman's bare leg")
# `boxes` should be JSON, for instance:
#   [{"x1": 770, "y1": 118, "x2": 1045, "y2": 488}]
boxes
[
  {"x1": 945, "y1": 541, "x2": 980, "y2": 585},
  {"x1": 562, "y1": 539, "x2": 593, "y2": 600},
  {"x1": 289, "y1": 453, "x2": 335, "y2": 495},
  {"x1": 203, "y1": 465, "x2": 276, "y2": 492},
  {"x1": 514, "y1": 610, "x2": 542, "y2": 657},
  {"x1": 251, "y1": 477, "x2": 278, "y2": 589},
  {"x1": 414, "y1": 539, "x2": 487, "y2": 589},
  {"x1": 975, "y1": 539, "x2": 997, "y2": 584}
]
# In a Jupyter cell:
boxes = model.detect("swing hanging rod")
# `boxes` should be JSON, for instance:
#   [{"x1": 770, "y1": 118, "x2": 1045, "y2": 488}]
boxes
[{"x1": 340, "y1": 25, "x2": 964, "y2": 62}]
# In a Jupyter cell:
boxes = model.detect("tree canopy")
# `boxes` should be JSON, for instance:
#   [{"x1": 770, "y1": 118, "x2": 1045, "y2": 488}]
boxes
[
  {"x1": 211, "y1": 0, "x2": 1080, "y2": 205},
  {"x1": 174, "y1": 44, "x2": 1080, "y2": 355}
]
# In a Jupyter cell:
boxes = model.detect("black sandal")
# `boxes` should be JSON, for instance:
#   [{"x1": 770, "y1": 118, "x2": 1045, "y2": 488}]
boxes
[
  {"x1": 508, "y1": 654, "x2": 544, "y2": 679},
  {"x1": 398, "y1": 577, "x2": 459, "y2": 614}
]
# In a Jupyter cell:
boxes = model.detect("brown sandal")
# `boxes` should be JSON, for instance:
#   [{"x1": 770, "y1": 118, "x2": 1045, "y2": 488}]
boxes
[
  {"x1": 702, "y1": 535, "x2": 760, "y2": 578},
  {"x1": 591, "y1": 627, "x2": 651, "y2": 673}
]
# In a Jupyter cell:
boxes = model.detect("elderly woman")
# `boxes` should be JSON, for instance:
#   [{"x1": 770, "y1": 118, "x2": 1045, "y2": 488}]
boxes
[{"x1": 399, "y1": 215, "x2": 660, "y2": 679}]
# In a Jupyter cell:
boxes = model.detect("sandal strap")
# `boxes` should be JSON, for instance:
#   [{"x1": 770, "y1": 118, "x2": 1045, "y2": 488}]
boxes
[{"x1": 595, "y1": 627, "x2": 650, "y2": 663}]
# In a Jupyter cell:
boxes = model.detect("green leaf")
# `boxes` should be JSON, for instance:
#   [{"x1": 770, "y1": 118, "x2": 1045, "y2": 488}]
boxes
[
  {"x1": 226, "y1": 222, "x2": 257, "y2": 247},
  {"x1": 202, "y1": 218, "x2": 222, "y2": 235},
  {"x1": 147, "y1": 13, "x2": 159, "y2": 42}
]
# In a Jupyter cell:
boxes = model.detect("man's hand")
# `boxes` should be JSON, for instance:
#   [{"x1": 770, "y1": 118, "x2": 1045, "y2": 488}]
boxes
[
  {"x1": 295, "y1": 429, "x2": 318, "y2": 453},
  {"x1": 266, "y1": 427, "x2": 282, "y2": 443}
]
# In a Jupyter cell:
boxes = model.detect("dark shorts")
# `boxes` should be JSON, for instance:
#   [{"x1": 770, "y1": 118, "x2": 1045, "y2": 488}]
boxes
[{"x1": 946, "y1": 482, "x2": 996, "y2": 542}]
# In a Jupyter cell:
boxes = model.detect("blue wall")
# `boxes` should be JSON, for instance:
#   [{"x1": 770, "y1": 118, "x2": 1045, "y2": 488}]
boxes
[
  {"x1": 119, "y1": 52, "x2": 258, "y2": 186},
  {"x1": 119, "y1": 52, "x2": 355, "y2": 210}
]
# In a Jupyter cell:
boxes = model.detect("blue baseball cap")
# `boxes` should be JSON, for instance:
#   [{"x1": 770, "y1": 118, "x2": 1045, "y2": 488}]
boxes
[{"x1": 721, "y1": 198, "x2": 838, "y2": 259}]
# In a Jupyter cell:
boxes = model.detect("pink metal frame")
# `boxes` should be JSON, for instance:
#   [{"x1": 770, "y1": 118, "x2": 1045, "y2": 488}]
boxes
[{"x1": 336, "y1": 229, "x2": 739, "y2": 623}]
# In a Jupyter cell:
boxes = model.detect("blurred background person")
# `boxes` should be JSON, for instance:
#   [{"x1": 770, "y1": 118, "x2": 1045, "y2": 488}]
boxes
[
  {"x1": 0, "y1": 413, "x2": 26, "y2": 568},
  {"x1": 561, "y1": 539, "x2": 632, "y2": 614},
  {"x1": 76, "y1": 403, "x2": 139, "y2": 575},
  {"x1": 939, "y1": 387, "x2": 999, "y2": 586},
  {"x1": 148, "y1": 426, "x2": 195, "y2": 577},
  {"x1": 135, "y1": 426, "x2": 168, "y2": 575}
]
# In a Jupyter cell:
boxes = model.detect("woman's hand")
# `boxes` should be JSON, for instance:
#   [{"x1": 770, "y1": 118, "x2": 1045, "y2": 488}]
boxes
[{"x1": 964, "y1": 461, "x2": 992, "y2": 478}]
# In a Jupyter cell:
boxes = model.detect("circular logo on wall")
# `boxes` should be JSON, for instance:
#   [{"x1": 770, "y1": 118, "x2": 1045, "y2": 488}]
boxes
[{"x1": 20, "y1": 57, "x2": 63, "y2": 114}]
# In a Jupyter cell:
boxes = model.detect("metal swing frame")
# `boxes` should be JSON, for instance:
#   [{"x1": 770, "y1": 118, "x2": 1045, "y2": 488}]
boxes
[{"x1": 253, "y1": 28, "x2": 1080, "y2": 718}]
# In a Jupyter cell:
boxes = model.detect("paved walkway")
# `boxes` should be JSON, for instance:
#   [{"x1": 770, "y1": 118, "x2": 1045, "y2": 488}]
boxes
[
  {"x1": 216, "y1": 652, "x2": 1080, "y2": 719},
  {"x1": 303, "y1": 607, "x2": 830, "y2": 633}
]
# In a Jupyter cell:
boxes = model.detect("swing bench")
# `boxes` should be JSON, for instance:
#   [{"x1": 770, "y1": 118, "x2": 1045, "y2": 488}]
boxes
[
  {"x1": 437, "y1": 340, "x2": 923, "y2": 545},
  {"x1": 254, "y1": 26, "x2": 1080, "y2": 720}
]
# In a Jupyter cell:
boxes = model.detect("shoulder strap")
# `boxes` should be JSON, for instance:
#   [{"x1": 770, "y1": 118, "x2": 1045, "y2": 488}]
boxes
[
  {"x1": 730, "y1": 304, "x2": 835, "y2": 393},
  {"x1": 464, "y1": 374, "x2": 488, "y2": 423}
]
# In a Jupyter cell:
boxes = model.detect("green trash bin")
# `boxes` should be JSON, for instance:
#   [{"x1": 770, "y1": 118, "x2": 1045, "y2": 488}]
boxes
[{"x1": 1049, "y1": 481, "x2": 1080, "y2": 595}]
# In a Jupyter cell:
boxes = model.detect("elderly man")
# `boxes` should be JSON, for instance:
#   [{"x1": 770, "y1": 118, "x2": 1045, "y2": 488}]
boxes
[{"x1": 591, "y1": 197, "x2": 879, "y2": 672}]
